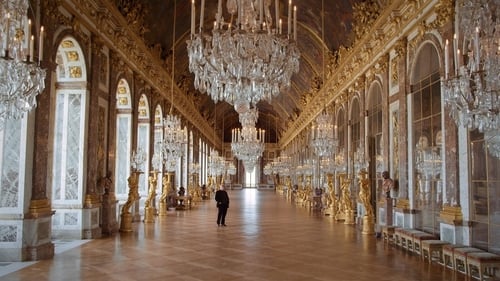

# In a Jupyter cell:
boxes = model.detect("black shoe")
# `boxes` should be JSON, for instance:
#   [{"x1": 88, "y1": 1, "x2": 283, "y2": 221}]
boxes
[
  {"x1": 222, "y1": 224, "x2": 227, "y2": 227},
  {"x1": 217, "y1": 224, "x2": 220, "y2": 227}
]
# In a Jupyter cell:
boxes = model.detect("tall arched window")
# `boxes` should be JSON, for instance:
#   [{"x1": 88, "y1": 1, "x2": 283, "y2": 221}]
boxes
[
  {"x1": 137, "y1": 94, "x2": 150, "y2": 196},
  {"x1": 51, "y1": 37, "x2": 88, "y2": 238},
  {"x1": 367, "y1": 82, "x2": 383, "y2": 203},
  {"x1": 411, "y1": 43, "x2": 442, "y2": 235},
  {"x1": 115, "y1": 79, "x2": 132, "y2": 199}
]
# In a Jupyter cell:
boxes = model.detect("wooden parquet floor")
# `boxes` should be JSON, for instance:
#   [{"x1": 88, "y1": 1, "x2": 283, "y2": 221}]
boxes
[{"x1": 1, "y1": 189, "x2": 469, "y2": 281}]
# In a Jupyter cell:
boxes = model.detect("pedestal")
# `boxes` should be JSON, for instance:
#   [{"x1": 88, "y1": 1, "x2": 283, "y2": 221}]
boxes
[
  {"x1": 385, "y1": 199, "x2": 393, "y2": 226},
  {"x1": 158, "y1": 202, "x2": 168, "y2": 217},
  {"x1": 362, "y1": 216, "x2": 375, "y2": 235},
  {"x1": 344, "y1": 210, "x2": 355, "y2": 224},
  {"x1": 144, "y1": 207, "x2": 156, "y2": 223},
  {"x1": 119, "y1": 213, "x2": 133, "y2": 232}
]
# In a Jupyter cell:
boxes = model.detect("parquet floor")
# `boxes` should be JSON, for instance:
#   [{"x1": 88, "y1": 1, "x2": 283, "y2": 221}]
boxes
[{"x1": 1, "y1": 189, "x2": 469, "y2": 281}]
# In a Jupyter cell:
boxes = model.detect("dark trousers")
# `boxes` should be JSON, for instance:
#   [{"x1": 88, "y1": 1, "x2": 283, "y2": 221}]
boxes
[{"x1": 217, "y1": 207, "x2": 228, "y2": 225}]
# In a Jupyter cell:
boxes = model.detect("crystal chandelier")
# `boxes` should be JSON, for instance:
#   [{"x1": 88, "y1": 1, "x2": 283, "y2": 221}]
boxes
[
  {"x1": 353, "y1": 143, "x2": 369, "y2": 173},
  {"x1": 231, "y1": 108, "x2": 265, "y2": 170},
  {"x1": 0, "y1": 0, "x2": 46, "y2": 126},
  {"x1": 441, "y1": 0, "x2": 500, "y2": 157},
  {"x1": 131, "y1": 148, "x2": 147, "y2": 171},
  {"x1": 311, "y1": 111, "x2": 338, "y2": 157},
  {"x1": 162, "y1": 114, "x2": 187, "y2": 172},
  {"x1": 186, "y1": 0, "x2": 300, "y2": 113},
  {"x1": 208, "y1": 150, "x2": 225, "y2": 176}
]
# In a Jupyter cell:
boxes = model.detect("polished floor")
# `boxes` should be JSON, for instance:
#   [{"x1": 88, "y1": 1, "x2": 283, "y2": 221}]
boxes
[{"x1": 1, "y1": 189, "x2": 470, "y2": 281}]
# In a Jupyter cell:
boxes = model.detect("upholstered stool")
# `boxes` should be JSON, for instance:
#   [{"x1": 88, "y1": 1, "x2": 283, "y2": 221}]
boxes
[
  {"x1": 454, "y1": 247, "x2": 484, "y2": 275},
  {"x1": 382, "y1": 226, "x2": 396, "y2": 244},
  {"x1": 421, "y1": 240, "x2": 450, "y2": 263},
  {"x1": 466, "y1": 252, "x2": 500, "y2": 280},
  {"x1": 394, "y1": 228, "x2": 404, "y2": 247},
  {"x1": 411, "y1": 232, "x2": 436, "y2": 255},
  {"x1": 442, "y1": 244, "x2": 467, "y2": 269},
  {"x1": 401, "y1": 229, "x2": 422, "y2": 251}
]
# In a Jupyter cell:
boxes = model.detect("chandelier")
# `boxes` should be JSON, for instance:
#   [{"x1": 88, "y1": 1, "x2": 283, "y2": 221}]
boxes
[
  {"x1": 441, "y1": 0, "x2": 499, "y2": 157},
  {"x1": 0, "y1": 0, "x2": 46, "y2": 126},
  {"x1": 186, "y1": 0, "x2": 300, "y2": 113},
  {"x1": 311, "y1": 111, "x2": 338, "y2": 157},
  {"x1": 231, "y1": 108, "x2": 265, "y2": 169},
  {"x1": 131, "y1": 148, "x2": 147, "y2": 171},
  {"x1": 208, "y1": 150, "x2": 225, "y2": 176},
  {"x1": 162, "y1": 114, "x2": 187, "y2": 172}
]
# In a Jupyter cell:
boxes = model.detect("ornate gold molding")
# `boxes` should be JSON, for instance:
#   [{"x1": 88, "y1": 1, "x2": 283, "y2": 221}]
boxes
[
  {"x1": 27, "y1": 199, "x2": 53, "y2": 218},
  {"x1": 440, "y1": 205, "x2": 463, "y2": 225}
]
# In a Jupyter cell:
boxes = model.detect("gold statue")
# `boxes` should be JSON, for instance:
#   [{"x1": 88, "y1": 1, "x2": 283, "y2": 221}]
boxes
[
  {"x1": 358, "y1": 169, "x2": 373, "y2": 217},
  {"x1": 120, "y1": 170, "x2": 142, "y2": 232},
  {"x1": 145, "y1": 173, "x2": 157, "y2": 208}
]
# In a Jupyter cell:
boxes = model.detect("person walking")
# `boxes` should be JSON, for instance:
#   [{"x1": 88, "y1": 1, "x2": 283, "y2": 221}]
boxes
[{"x1": 215, "y1": 185, "x2": 230, "y2": 226}]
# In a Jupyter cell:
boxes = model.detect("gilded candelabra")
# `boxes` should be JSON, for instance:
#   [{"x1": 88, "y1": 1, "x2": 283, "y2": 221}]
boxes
[
  {"x1": 144, "y1": 171, "x2": 158, "y2": 223},
  {"x1": 120, "y1": 170, "x2": 142, "y2": 232},
  {"x1": 336, "y1": 173, "x2": 354, "y2": 224},
  {"x1": 325, "y1": 173, "x2": 338, "y2": 217},
  {"x1": 358, "y1": 169, "x2": 374, "y2": 234}
]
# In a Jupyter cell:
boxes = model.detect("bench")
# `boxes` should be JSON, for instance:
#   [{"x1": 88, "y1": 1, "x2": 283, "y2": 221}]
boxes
[
  {"x1": 454, "y1": 247, "x2": 484, "y2": 275},
  {"x1": 421, "y1": 240, "x2": 450, "y2": 263},
  {"x1": 381, "y1": 226, "x2": 397, "y2": 244},
  {"x1": 411, "y1": 232, "x2": 436, "y2": 255},
  {"x1": 466, "y1": 252, "x2": 500, "y2": 280},
  {"x1": 399, "y1": 229, "x2": 423, "y2": 251},
  {"x1": 442, "y1": 244, "x2": 468, "y2": 269}
]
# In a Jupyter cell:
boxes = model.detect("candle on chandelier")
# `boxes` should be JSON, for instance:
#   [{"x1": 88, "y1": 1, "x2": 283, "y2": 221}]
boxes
[
  {"x1": 444, "y1": 39, "x2": 449, "y2": 79},
  {"x1": 474, "y1": 27, "x2": 480, "y2": 71},
  {"x1": 29, "y1": 35, "x2": 34, "y2": 62},
  {"x1": 26, "y1": 19, "x2": 31, "y2": 57},
  {"x1": 39, "y1": 26, "x2": 44, "y2": 62},
  {"x1": 191, "y1": 0, "x2": 195, "y2": 35},
  {"x1": 279, "y1": 19, "x2": 282, "y2": 35},
  {"x1": 453, "y1": 33, "x2": 458, "y2": 74},
  {"x1": 6, "y1": 13, "x2": 11, "y2": 53},
  {"x1": 259, "y1": 0, "x2": 263, "y2": 28},
  {"x1": 288, "y1": 0, "x2": 292, "y2": 36},
  {"x1": 293, "y1": 6, "x2": 297, "y2": 41},
  {"x1": 217, "y1": 0, "x2": 222, "y2": 27},
  {"x1": 275, "y1": 0, "x2": 279, "y2": 32},
  {"x1": 200, "y1": 0, "x2": 205, "y2": 32}
]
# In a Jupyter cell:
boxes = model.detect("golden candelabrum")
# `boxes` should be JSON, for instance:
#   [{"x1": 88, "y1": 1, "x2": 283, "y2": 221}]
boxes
[
  {"x1": 120, "y1": 170, "x2": 142, "y2": 232},
  {"x1": 158, "y1": 172, "x2": 172, "y2": 217},
  {"x1": 301, "y1": 175, "x2": 312, "y2": 207},
  {"x1": 325, "y1": 173, "x2": 338, "y2": 217},
  {"x1": 286, "y1": 176, "x2": 292, "y2": 200},
  {"x1": 336, "y1": 173, "x2": 355, "y2": 224},
  {"x1": 358, "y1": 169, "x2": 374, "y2": 234},
  {"x1": 144, "y1": 170, "x2": 158, "y2": 223},
  {"x1": 189, "y1": 173, "x2": 202, "y2": 205}
]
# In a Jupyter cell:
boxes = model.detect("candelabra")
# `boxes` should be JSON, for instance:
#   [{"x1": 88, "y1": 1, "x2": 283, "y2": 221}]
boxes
[
  {"x1": 441, "y1": 0, "x2": 499, "y2": 158},
  {"x1": 0, "y1": 0, "x2": 46, "y2": 127},
  {"x1": 186, "y1": 0, "x2": 300, "y2": 113},
  {"x1": 162, "y1": 114, "x2": 186, "y2": 172},
  {"x1": 311, "y1": 111, "x2": 338, "y2": 157},
  {"x1": 231, "y1": 108, "x2": 265, "y2": 170}
]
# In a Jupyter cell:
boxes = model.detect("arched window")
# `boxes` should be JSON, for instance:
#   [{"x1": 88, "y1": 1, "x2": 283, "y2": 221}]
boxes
[
  {"x1": 51, "y1": 36, "x2": 88, "y2": 238},
  {"x1": 137, "y1": 94, "x2": 150, "y2": 195},
  {"x1": 411, "y1": 42, "x2": 442, "y2": 235},
  {"x1": 115, "y1": 79, "x2": 132, "y2": 198}
]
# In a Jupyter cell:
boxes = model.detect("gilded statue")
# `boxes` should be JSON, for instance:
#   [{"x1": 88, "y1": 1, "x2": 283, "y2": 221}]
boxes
[
  {"x1": 145, "y1": 173, "x2": 157, "y2": 208},
  {"x1": 122, "y1": 172, "x2": 140, "y2": 214},
  {"x1": 358, "y1": 169, "x2": 374, "y2": 217},
  {"x1": 339, "y1": 174, "x2": 353, "y2": 213}
]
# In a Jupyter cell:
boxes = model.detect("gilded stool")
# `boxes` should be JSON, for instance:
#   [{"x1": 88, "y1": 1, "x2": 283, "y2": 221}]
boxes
[
  {"x1": 442, "y1": 244, "x2": 467, "y2": 269},
  {"x1": 401, "y1": 229, "x2": 422, "y2": 251},
  {"x1": 466, "y1": 252, "x2": 500, "y2": 280},
  {"x1": 411, "y1": 232, "x2": 436, "y2": 255},
  {"x1": 454, "y1": 247, "x2": 484, "y2": 275},
  {"x1": 421, "y1": 240, "x2": 450, "y2": 263},
  {"x1": 382, "y1": 226, "x2": 396, "y2": 244}
]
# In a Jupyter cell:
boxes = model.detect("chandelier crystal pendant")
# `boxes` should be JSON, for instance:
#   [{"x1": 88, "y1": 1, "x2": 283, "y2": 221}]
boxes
[
  {"x1": 0, "y1": 0, "x2": 46, "y2": 126},
  {"x1": 311, "y1": 111, "x2": 338, "y2": 157},
  {"x1": 441, "y1": 0, "x2": 500, "y2": 157},
  {"x1": 231, "y1": 108, "x2": 265, "y2": 170},
  {"x1": 186, "y1": 0, "x2": 300, "y2": 113}
]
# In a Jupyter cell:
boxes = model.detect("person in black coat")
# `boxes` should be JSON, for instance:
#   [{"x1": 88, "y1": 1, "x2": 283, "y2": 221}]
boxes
[{"x1": 215, "y1": 185, "x2": 230, "y2": 226}]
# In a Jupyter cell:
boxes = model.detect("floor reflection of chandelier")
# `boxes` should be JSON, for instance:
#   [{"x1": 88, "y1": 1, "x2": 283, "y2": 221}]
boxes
[
  {"x1": 441, "y1": 0, "x2": 499, "y2": 157},
  {"x1": 186, "y1": 0, "x2": 300, "y2": 113},
  {"x1": 162, "y1": 114, "x2": 186, "y2": 172},
  {"x1": 0, "y1": 0, "x2": 46, "y2": 125},
  {"x1": 311, "y1": 111, "x2": 338, "y2": 157},
  {"x1": 231, "y1": 108, "x2": 265, "y2": 170}
]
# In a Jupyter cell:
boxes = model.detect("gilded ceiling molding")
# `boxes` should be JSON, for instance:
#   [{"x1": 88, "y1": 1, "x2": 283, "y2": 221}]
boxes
[
  {"x1": 60, "y1": 0, "x2": 219, "y2": 147},
  {"x1": 280, "y1": 0, "x2": 446, "y2": 148}
]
